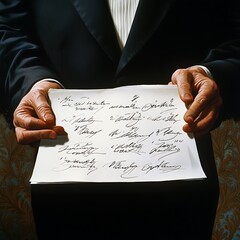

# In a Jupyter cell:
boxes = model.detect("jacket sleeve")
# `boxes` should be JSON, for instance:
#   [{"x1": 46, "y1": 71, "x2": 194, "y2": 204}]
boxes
[
  {"x1": 0, "y1": 0, "x2": 58, "y2": 122},
  {"x1": 202, "y1": 2, "x2": 240, "y2": 121},
  {"x1": 203, "y1": 41, "x2": 240, "y2": 122}
]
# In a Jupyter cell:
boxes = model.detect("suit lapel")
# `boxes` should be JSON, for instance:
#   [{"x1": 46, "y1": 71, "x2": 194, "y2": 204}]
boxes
[
  {"x1": 68, "y1": 0, "x2": 175, "y2": 76},
  {"x1": 69, "y1": 0, "x2": 121, "y2": 64},
  {"x1": 117, "y1": 0, "x2": 176, "y2": 75}
]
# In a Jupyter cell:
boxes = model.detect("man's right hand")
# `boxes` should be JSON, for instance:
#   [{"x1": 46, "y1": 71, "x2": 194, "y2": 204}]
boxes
[{"x1": 13, "y1": 81, "x2": 66, "y2": 144}]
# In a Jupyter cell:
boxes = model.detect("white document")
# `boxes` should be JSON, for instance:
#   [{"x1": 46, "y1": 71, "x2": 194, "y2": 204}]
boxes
[{"x1": 30, "y1": 85, "x2": 206, "y2": 183}]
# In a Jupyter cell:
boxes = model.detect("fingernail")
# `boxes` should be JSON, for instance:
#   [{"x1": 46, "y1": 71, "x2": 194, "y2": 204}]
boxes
[
  {"x1": 184, "y1": 93, "x2": 192, "y2": 100},
  {"x1": 44, "y1": 114, "x2": 54, "y2": 123},
  {"x1": 185, "y1": 115, "x2": 193, "y2": 123}
]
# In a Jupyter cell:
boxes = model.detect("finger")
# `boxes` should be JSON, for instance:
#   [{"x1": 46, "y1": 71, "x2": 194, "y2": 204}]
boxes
[
  {"x1": 184, "y1": 80, "x2": 221, "y2": 123},
  {"x1": 183, "y1": 121, "x2": 214, "y2": 137},
  {"x1": 184, "y1": 94, "x2": 208, "y2": 124},
  {"x1": 14, "y1": 109, "x2": 66, "y2": 133},
  {"x1": 29, "y1": 128, "x2": 67, "y2": 148},
  {"x1": 13, "y1": 88, "x2": 56, "y2": 130},
  {"x1": 15, "y1": 127, "x2": 58, "y2": 145},
  {"x1": 171, "y1": 69, "x2": 194, "y2": 105},
  {"x1": 183, "y1": 110, "x2": 215, "y2": 134},
  {"x1": 14, "y1": 105, "x2": 52, "y2": 130},
  {"x1": 30, "y1": 89, "x2": 56, "y2": 126},
  {"x1": 52, "y1": 126, "x2": 67, "y2": 135},
  {"x1": 183, "y1": 99, "x2": 220, "y2": 136}
]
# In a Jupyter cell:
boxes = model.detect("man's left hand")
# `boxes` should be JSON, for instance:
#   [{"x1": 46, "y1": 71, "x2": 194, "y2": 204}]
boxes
[{"x1": 170, "y1": 65, "x2": 222, "y2": 137}]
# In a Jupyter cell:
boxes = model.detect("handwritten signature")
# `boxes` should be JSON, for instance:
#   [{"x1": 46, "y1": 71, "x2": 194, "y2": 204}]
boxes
[
  {"x1": 110, "y1": 112, "x2": 142, "y2": 127},
  {"x1": 58, "y1": 143, "x2": 105, "y2": 157},
  {"x1": 141, "y1": 98, "x2": 175, "y2": 112},
  {"x1": 53, "y1": 157, "x2": 98, "y2": 174},
  {"x1": 156, "y1": 127, "x2": 182, "y2": 141},
  {"x1": 147, "y1": 109, "x2": 180, "y2": 124},
  {"x1": 104, "y1": 160, "x2": 138, "y2": 179},
  {"x1": 142, "y1": 160, "x2": 181, "y2": 174},
  {"x1": 111, "y1": 141, "x2": 144, "y2": 154},
  {"x1": 109, "y1": 126, "x2": 154, "y2": 143}
]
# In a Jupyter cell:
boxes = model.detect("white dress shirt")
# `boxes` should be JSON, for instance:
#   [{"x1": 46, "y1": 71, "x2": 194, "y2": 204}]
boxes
[{"x1": 108, "y1": 0, "x2": 139, "y2": 48}]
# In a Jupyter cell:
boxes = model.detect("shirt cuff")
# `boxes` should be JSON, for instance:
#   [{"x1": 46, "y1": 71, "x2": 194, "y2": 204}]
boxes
[
  {"x1": 32, "y1": 78, "x2": 65, "y2": 89},
  {"x1": 197, "y1": 65, "x2": 214, "y2": 80}
]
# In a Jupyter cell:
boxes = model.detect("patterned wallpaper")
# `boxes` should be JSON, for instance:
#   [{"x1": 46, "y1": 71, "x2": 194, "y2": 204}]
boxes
[
  {"x1": 0, "y1": 114, "x2": 239, "y2": 240},
  {"x1": 212, "y1": 120, "x2": 240, "y2": 240}
]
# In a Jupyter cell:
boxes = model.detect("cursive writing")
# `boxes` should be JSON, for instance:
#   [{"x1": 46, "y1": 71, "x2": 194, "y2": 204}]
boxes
[
  {"x1": 61, "y1": 115, "x2": 99, "y2": 125},
  {"x1": 141, "y1": 98, "x2": 175, "y2": 112},
  {"x1": 149, "y1": 142, "x2": 180, "y2": 156},
  {"x1": 104, "y1": 160, "x2": 138, "y2": 179},
  {"x1": 147, "y1": 109, "x2": 180, "y2": 124},
  {"x1": 109, "y1": 126, "x2": 154, "y2": 143},
  {"x1": 142, "y1": 160, "x2": 181, "y2": 174},
  {"x1": 74, "y1": 125, "x2": 102, "y2": 138},
  {"x1": 53, "y1": 157, "x2": 98, "y2": 174},
  {"x1": 111, "y1": 141, "x2": 144, "y2": 154},
  {"x1": 110, "y1": 112, "x2": 142, "y2": 127},
  {"x1": 156, "y1": 127, "x2": 182, "y2": 141},
  {"x1": 109, "y1": 103, "x2": 139, "y2": 110},
  {"x1": 58, "y1": 143, "x2": 105, "y2": 157},
  {"x1": 59, "y1": 95, "x2": 110, "y2": 113}
]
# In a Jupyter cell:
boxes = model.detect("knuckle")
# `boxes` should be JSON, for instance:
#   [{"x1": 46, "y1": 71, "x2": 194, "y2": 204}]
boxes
[
  {"x1": 172, "y1": 69, "x2": 185, "y2": 82},
  {"x1": 25, "y1": 117, "x2": 35, "y2": 129},
  {"x1": 32, "y1": 88, "x2": 48, "y2": 103},
  {"x1": 32, "y1": 90, "x2": 50, "y2": 112},
  {"x1": 172, "y1": 69, "x2": 193, "y2": 90},
  {"x1": 210, "y1": 81, "x2": 218, "y2": 91},
  {"x1": 175, "y1": 68, "x2": 187, "y2": 76},
  {"x1": 202, "y1": 78, "x2": 217, "y2": 90},
  {"x1": 178, "y1": 81, "x2": 190, "y2": 89},
  {"x1": 196, "y1": 96, "x2": 207, "y2": 106},
  {"x1": 208, "y1": 111, "x2": 216, "y2": 123},
  {"x1": 36, "y1": 104, "x2": 49, "y2": 115},
  {"x1": 15, "y1": 129, "x2": 25, "y2": 144},
  {"x1": 31, "y1": 87, "x2": 46, "y2": 96}
]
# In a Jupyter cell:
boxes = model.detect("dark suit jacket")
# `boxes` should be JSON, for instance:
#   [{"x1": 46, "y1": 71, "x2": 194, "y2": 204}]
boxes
[
  {"x1": 0, "y1": 0, "x2": 240, "y2": 239},
  {"x1": 0, "y1": 0, "x2": 240, "y2": 121}
]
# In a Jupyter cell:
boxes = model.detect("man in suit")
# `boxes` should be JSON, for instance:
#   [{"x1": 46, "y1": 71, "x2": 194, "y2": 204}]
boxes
[{"x1": 0, "y1": 0, "x2": 240, "y2": 239}]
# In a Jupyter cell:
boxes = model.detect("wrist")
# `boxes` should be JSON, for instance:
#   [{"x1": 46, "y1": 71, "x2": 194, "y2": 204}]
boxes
[
  {"x1": 188, "y1": 65, "x2": 213, "y2": 79},
  {"x1": 32, "y1": 80, "x2": 63, "y2": 91}
]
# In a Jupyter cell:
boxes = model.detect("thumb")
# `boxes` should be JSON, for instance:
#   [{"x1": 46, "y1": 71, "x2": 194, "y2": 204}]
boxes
[
  {"x1": 30, "y1": 81, "x2": 62, "y2": 126},
  {"x1": 30, "y1": 89, "x2": 56, "y2": 127}
]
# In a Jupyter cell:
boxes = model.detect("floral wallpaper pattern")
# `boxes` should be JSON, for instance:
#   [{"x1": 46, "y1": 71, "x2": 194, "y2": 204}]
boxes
[
  {"x1": 212, "y1": 119, "x2": 240, "y2": 240},
  {"x1": 0, "y1": 113, "x2": 239, "y2": 240},
  {"x1": 0, "y1": 114, "x2": 37, "y2": 240}
]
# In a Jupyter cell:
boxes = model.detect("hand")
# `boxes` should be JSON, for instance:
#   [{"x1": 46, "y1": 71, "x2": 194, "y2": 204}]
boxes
[
  {"x1": 170, "y1": 66, "x2": 222, "y2": 137},
  {"x1": 13, "y1": 81, "x2": 66, "y2": 144}
]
